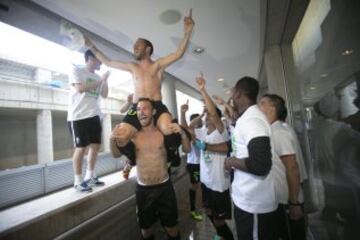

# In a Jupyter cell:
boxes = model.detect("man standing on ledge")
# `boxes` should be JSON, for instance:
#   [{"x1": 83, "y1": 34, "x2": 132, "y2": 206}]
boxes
[
  {"x1": 67, "y1": 50, "x2": 109, "y2": 192},
  {"x1": 110, "y1": 98, "x2": 191, "y2": 240},
  {"x1": 85, "y1": 9, "x2": 194, "y2": 148}
]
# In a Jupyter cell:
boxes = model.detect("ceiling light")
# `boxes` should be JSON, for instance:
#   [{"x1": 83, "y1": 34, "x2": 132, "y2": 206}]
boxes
[
  {"x1": 341, "y1": 49, "x2": 354, "y2": 56},
  {"x1": 193, "y1": 47, "x2": 205, "y2": 54},
  {"x1": 217, "y1": 78, "x2": 224, "y2": 82},
  {"x1": 310, "y1": 86, "x2": 316, "y2": 90},
  {"x1": 225, "y1": 89, "x2": 232, "y2": 95},
  {"x1": 320, "y1": 73, "x2": 327, "y2": 78}
]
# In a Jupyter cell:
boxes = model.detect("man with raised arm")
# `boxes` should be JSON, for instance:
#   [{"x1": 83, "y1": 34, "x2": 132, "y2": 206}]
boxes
[
  {"x1": 110, "y1": 98, "x2": 190, "y2": 240},
  {"x1": 194, "y1": 73, "x2": 234, "y2": 240},
  {"x1": 180, "y1": 101, "x2": 204, "y2": 221},
  {"x1": 85, "y1": 9, "x2": 195, "y2": 147}
]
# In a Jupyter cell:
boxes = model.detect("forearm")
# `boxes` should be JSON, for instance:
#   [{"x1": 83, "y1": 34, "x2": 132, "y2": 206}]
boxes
[
  {"x1": 180, "y1": 131, "x2": 191, "y2": 153},
  {"x1": 100, "y1": 81, "x2": 108, "y2": 98},
  {"x1": 180, "y1": 111, "x2": 188, "y2": 128},
  {"x1": 120, "y1": 102, "x2": 131, "y2": 113},
  {"x1": 286, "y1": 162, "x2": 301, "y2": 203},
  {"x1": 200, "y1": 89, "x2": 217, "y2": 116},
  {"x1": 110, "y1": 138, "x2": 122, "y2": 158},
  {"x1": 226, "y1": 157, "x2": 249, "y2": 172},
  {"x1": 206, "y1": 142, "x2": 229, "y2": 153},
  {"x1": 176, "y1": 31, "x2": 192, "y2": 58},
  {"x1": 224, "y1": 103, "x2": 234, "y2": 118}
]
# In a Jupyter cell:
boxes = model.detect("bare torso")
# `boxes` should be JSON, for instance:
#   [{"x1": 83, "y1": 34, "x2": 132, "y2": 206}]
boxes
[
  {"x1": 131, "y1": 61, "x2": 164, "y2": 102},
  {"x1": 133, "y1": 127, "x2": 168, "y2": 185}
]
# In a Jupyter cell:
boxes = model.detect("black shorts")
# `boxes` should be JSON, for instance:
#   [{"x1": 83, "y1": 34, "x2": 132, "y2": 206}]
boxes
[
  {"x1": 234, "y1": 204, "x2": 278, "y2": 240},
  {"x1": 187, "y1": 163, "x2": 200, "y2": 184},
  {"x1": 123, "y1": 101, "x2": 169, "y2": 130},
  {"x1": 201, "y1": 183, "x2": 232, "y2": 219},
  {"x1": 68, "y1": 115, "x2": 101, "y2": 147},
  {"x1": 136, "y1": 180, "x2": 178, "y2": 229}
]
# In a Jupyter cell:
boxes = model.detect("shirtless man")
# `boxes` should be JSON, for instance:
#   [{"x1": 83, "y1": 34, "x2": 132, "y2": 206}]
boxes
[
  {"x1": 85, "y1": 9, "x2": 195, "y2": 147},
  {"x1": 110, "y1": 98, "x2": 191, "y2": 240}
]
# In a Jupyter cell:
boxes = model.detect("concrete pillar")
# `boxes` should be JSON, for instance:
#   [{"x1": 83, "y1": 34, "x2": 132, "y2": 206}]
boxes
[
  {"x1": 264, "y1": 44, "x2": 299, "y2": 123},
  {"x1": 101, "y1": 114, "x2": 112, "y2": 152},
  {"x1": 161, "y1": 76, "x2": 178, "y2": 119},
  {"x1": 36, "y1": 109, "x2": 54, "y2": 164}
]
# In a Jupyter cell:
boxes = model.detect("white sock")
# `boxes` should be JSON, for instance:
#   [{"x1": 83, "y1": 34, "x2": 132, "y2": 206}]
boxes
[
  {"x1": 74, "y1": 174, "x2": 82, "y2": 186},
  {"x1": 84, "y1": 169, "x2": 94, "y2": 180}
]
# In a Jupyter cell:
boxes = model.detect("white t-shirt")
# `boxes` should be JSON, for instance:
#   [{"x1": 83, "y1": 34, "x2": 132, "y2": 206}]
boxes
[
  {"x1": 200, "y1": 127, "x2": 230, "y2": 192},
  {"x1": 67, "y1": 67, "x2": 102, "y2": 121},
  {"x1": 271, "y1": 121, "x2": 307, "y2": 204},
  {"x1": 187, "y1": 127, "x2": 206, "y2": 164},
  {"x1": 231, "y1": 105, "x2": 277, "y2": 214}
]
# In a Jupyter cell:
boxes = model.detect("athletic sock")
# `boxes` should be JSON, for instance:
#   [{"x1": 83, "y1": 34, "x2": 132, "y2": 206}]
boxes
[
  {"x1": 84, "y1": 169, "x2": 93, "y2": 180},
  {"x1": 215, "y1": 223, "x2": 234, "y2": 240},
  {"x1": 74, "y1": 174, "x2": 82, "y2": 186}
]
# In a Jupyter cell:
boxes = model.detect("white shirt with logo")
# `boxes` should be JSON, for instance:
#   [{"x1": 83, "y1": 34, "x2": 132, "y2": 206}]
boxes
[
  {"x1": 231, "y1": 105, "x2": 277, "y2": 214},
  {"x1": 67, "y1": 67, "x2": 102, "y2": 121},
  {"x1": 200, "y1": 127, "x2": 230, "y2": 192}
]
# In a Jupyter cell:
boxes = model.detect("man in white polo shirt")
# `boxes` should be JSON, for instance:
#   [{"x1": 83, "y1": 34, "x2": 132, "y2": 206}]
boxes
[
  {"x1": 224, "y1": 77, "x2": 278, "y2": 240},
  {"x1": 259, "y1": 94, "x2": 307, "y2": 240}
]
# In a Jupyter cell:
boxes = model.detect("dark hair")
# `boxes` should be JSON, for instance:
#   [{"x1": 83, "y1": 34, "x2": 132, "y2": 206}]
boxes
[
  {"x1": 190, "y1": 113, "x2": 200, "y2": 121},
  {"x1": 139, "y1": 38, "x2": 153, "y2": 55},
  {"x1": 263, "y1": 94, "x2": 288, "y2": 121},
  {"x1": 84, "y1": 49, "x2": 96, "y2": 62},
  {"x1": 234, "y1": 76, "x2": 259, "y2": 103}
]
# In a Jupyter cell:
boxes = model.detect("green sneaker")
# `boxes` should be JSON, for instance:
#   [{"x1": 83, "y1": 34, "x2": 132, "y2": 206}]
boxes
[{"x1": 190, "y1": 211, "x2": 203, "y2": 221}]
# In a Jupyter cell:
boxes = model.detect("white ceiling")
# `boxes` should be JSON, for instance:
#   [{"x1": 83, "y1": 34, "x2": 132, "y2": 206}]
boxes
[{"x1": 32, "y1": 0, "x2": 264, "y2": 99}]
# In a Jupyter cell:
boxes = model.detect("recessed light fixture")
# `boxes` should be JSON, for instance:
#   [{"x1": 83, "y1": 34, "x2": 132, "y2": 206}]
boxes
[
  {"x1": 217, "y1": 78, "x2": 224, "y2": 82},
  {"x1": 225, "y1": 89, "x2": 232, "y2": 95},
  {"x1": 193, "y1": 47, "x2": 205, "y2": 54},
  {"x1": 320, "y1": 73, "x2": 328, "y2": 78},
  {"x1": 341, "y1": 49, "x2": 354, "y2": 56},
  {"x1": 310, "y1": 86, "x2": 316, "y2": 90}
]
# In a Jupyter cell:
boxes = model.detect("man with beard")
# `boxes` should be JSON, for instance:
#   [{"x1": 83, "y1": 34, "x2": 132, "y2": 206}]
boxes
[{"x1": 110, "y1": 98, "x2": 190, "y2": 240}]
